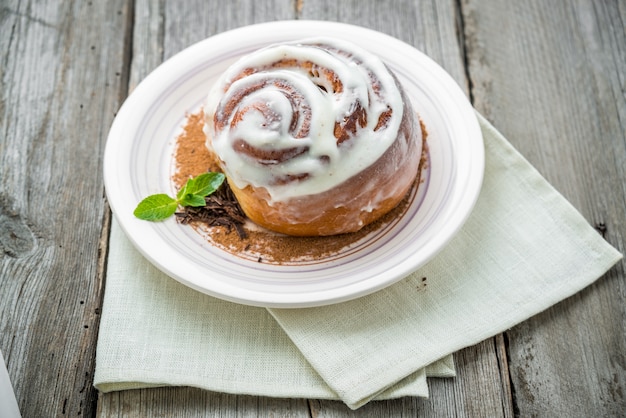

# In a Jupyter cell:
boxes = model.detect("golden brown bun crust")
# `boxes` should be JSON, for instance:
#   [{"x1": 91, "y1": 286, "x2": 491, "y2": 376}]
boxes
[{"x1": 227, "y1": 89, "x2": 422, "y2": 236}]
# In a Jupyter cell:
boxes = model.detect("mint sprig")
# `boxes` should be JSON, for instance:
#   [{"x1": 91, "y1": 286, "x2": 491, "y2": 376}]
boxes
[{"x1": 134, "y1": 172, "x2": 226, "y2": 221}]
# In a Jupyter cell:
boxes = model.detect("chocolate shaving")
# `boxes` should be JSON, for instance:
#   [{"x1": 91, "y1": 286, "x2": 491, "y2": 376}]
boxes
[{"x1": 175, "y1": 181, "x2": 249, "y2": 239}]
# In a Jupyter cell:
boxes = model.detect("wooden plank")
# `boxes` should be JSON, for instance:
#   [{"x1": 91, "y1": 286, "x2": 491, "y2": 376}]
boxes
[
  {"x1": 95, "y1": 0, "x2": 303, "y2": 416},
  {"x1": 297, "y1": 0, "x2": 514, "y2": 415},
  {"x1": 0, "y1": 0, "x2": 132, "y2": 416},
  {"x1": 461, "y1": 0, "x2": 626, "y2": 416},
  {"x1": 299, "y1": 0, "x2": 468, "y2": 85},
  {"x1": 98, "y1": 387, "x2": 311, "y2": 417},
  {"x1": 161, "y1": 0, "x2": 297, "y2": 60}
]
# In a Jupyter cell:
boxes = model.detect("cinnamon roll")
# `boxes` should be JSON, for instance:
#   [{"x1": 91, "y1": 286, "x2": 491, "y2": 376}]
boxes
[{"x1": 203, "y1": 38, "x2": 423, "y2": 236}]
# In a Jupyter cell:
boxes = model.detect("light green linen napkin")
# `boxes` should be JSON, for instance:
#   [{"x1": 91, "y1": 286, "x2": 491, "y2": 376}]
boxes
[
  {"x1": 268, "y1": 113, "x2": 622, "y2": 408},
  {"x1": 94, "y1": 114, "x2": 621, "y2": 408},
  {"x1": 94, "y1": 218, "x2": 452, "y2": 400}
]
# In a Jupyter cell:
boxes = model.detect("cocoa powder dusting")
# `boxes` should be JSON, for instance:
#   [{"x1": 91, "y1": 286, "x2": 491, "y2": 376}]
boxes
[
  {"x1": 172, "y1": 111, "x2": 428, "y2": 264},
  {"x1": 172, "y1": 112, "x2": 222, "y2": 184}
]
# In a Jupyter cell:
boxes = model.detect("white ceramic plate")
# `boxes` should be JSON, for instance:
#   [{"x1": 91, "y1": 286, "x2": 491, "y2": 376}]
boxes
[{"x1": 104, "y1": 21, "x2": 484, "y2": 308}]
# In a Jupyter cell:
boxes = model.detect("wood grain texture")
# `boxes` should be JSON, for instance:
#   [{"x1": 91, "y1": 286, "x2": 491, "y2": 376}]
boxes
[
  {"x1": 161, "y1": 0, "x2": 297, "y2": 60},
  {"x1": 461, "y1": 0, "x2": 626, "y2": 415},
  {"x1": 299, "y1": 1, "x2": 514, "y2": 416},
  {"x1": 0, "y1": 0, "x2": 132, "y2": 416},
  {"x1": 2, "y1": 0, "x2": 623, "y2": 416},
  {"x1": 98, "y1": 387, "x2": 311, "y2": 418},
  {"x1": 96, "y1": 0, "x2": 304, "y2": 416}
]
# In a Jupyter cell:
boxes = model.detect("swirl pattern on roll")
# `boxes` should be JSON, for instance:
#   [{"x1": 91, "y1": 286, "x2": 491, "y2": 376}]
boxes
[{"x1": 204, "y1": 38, "x2": 420, "y2": 203}]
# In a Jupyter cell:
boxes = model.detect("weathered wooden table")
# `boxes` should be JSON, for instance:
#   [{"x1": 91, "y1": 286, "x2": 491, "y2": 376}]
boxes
[{"x1": 1, "y1": 0, "x2": 624, "y2": 416}]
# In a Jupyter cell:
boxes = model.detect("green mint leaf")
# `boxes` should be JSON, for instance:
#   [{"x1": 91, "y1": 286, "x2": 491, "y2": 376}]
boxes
[
  {"x1": 184, "y1": 172, "x2": 226, "y2": 197},
  {"x1": 134, "y1": 172, "x2": 226, "y2": 222},
  {"x1": 176, "y1": 177, "x2": 194, "y2": 200},
  {"x1": 133, "y1": 194, "x2": 178, "y2": 221},
  {"x1": 179, "y1": 193, "x2": 206, "y2": 207},
  {"x1": 176, "y1": 182, "x2": 189, "y2": 201}
]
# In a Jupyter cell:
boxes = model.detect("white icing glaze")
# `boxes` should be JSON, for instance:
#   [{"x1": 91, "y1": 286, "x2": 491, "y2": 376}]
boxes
[{"x1": 204, "y1": 37, "x2": 417, "y2": 203}]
